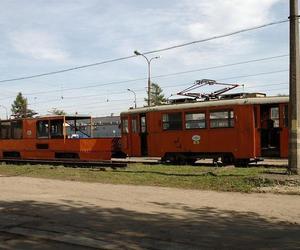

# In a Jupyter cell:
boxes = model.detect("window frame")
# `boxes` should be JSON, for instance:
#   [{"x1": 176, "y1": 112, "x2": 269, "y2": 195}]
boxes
[
  {"x1": 140, "y1": 116, "x2": 147, "y2": 133},
  {"x1": 270, "y1": 106, "x2": 280, "y2": 128},
  {"x1": 131, "y1": 116, "x2": 138, "y2": 133},
  {"x1": 121, "y1": 118, "x2": 129, "y2": 134},
  {"x1": 11, "y1": 120, "x2": 23, "y2": 139},
  {"x1": 37, "y1": 120, "x2": 50, "y2": 139},
  {"x1": 162, "y1": 112, "x2": 183, "y2": 131},
  {"x1": 0, "y1": 121, "x2": 11, "y2": 139},
  {"x1": 184, "y1": 111, "x2": 206, "y2": 130},
  {"x1": 209, "y1": 109, "x2": 235, "y2": 129},
  {"x1": 49, "y1": 119, "x2": 64, "y2": 139}
]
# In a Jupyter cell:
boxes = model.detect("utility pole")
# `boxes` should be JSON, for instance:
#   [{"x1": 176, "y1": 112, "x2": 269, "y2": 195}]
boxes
[{"x1": 288, "y1": 0, "x2": 300, "y2": 174}]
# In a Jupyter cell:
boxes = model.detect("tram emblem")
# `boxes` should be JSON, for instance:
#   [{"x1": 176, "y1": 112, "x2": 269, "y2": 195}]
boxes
[{"x1": 192, "y1": 135, "x2": 201, "y2": 144}]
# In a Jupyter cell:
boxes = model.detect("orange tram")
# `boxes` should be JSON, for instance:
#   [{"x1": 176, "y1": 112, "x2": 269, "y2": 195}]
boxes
[
  {"x1": 121, "y1": 94, "x2": 289, "y2": 167},
  {"x1": 0, "y1": 115, "x2": 119, "y2": 162}
]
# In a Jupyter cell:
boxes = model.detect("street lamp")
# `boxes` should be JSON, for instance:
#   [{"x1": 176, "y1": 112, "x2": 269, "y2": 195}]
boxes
[
  {"x1": 127, "y1": 88, "x2": 137, "y2": 108},
  {"x1": 0, "y1": 105, "x2": 8, "y2": 120},
  {"x1": 134, "y1": 50, "x2": 160, "y2": 106}
]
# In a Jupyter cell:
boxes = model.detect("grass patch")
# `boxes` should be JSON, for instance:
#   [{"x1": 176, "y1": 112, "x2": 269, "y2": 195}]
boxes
[{"x1": 0, "y1": 163, "x2": 289, "y2": 192}]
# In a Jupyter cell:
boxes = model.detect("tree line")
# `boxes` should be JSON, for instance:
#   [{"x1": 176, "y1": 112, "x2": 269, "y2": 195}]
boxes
[
  {"x1": 5, "y1": 82, "x2": 167, "y2": 119},
  {"x1": 10, "y1": 92, "x2": 66, "y2": 119}
]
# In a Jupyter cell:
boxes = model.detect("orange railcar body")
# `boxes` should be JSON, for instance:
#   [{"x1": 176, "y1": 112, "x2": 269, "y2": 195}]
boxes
[
  {"x1": 0, "y1": 117, "x2": 114, "y2": 161},
  {"x1": 121, "y1": 96, "x2": 289, "y2": 163}
]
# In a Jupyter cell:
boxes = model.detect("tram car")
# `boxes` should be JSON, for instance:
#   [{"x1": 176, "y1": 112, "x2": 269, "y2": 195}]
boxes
[
  {"x1": 0, "y1": 115, "x2": 119, "y2": 161},
  {"x1": 120, "y1": 93, "x2": 289, "y2": 166}
]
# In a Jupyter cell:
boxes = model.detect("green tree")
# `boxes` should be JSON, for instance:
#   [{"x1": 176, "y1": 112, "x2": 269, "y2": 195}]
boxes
[
  {"x1": 11, "y1": 92, "x2": 37, "y2": 118},
  {"x1": 145, "y1": 82, "x2": 167, "y2": 106},
  {"x1": 49, "y1": 108, "x2": 66, "y2": 115}
]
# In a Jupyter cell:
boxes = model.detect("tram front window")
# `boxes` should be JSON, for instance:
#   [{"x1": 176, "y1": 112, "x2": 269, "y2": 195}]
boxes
[
  {"x1": 50, "y1": 120, "x2": 63, "y2": 139},
  {"x1": 37, "y1": 120, "x2": 49, "y2": 138}
]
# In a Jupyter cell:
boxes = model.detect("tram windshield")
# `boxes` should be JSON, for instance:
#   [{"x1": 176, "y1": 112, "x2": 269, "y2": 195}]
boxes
[
  {"x1": 65, "y1": 116, "x2": 92, "y2": 138},
  {"x1": 36, "y1": 115, "x2": 92, "y2": 139}
]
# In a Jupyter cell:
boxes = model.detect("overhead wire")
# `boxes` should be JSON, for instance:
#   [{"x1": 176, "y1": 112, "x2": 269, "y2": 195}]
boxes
[
  {"x1": 27, "y1": 67, "x2": 289, "y2": 107},
  {"x1": 0, "y1": 53, "x2": 288, "y2": 101},
  {"x1": 58, "y1": 83, "x2": 290, "y2": 113},
  {"x1": 40, "y1": 81, "x2": 289, "y2": 111},
  {"x1": 0, "y1": 19, "x2": 288, "y2": 84},
  {"x1": 0, "y1": 19, "x2": 290, "y2": 116},
  {"x1": 41, "y1": 83, "x2": 288, "y2": 116},
  {"x1": 29, "y1": 80, "x2": 289, "y2": 107},
  {"x1": 30, "y1": 81, "x2": 290, "y2": 114},
  {"x1": 216, "y1": 69, "x2": 288, "y2": 81},
  {"x1": 151, "y1": 54, "x2": 288, "y2": 79}
]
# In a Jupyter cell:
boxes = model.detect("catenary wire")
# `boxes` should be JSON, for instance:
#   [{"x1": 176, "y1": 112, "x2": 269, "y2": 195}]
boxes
[
  {"x1": 0, "y1": 19, "x2": 288, "y2": 84},
  {"x1": 27, "y1": 68, "x2": 289, "y2": 107},
  {"x1": 28, "y1": 81, "x2": 289, "y2": 106},
  {"x1": 39, "y1": 83, "x2": 289, "y2": 111},
  {"x1": 59, "y1": 86, "x2": 290, "y2": 112},
  {"x1": 0, "y1": 54, "x2": 288, "y2": 101}
]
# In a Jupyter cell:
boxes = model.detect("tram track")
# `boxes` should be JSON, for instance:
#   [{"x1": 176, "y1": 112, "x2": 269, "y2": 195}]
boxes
[
  {"x1": 0, "y1": 157, "x2": 289, "y2": 169},
  {"x1": 2, "y1": 155, "x2": 285, "y2": 169},
  {"x1": 0, "y1": 158, "x2": 127, "y2": 169}
]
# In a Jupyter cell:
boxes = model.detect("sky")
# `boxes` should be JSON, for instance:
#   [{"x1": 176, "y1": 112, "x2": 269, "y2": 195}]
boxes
[{"x1": 0, "y1": 0, "x2": 292, "y2": 118}]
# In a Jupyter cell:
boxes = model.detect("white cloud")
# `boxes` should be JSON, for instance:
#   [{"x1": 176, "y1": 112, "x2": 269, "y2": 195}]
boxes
[
  {"x1": 9, "y1": 31, "x2": 69, "y2": 63},
  {"x1": 0, "y1": 0, "x2": 287, "y2": 116},
  {"x1": 144, "y1": 0, "x2": 283, "y2": 67},
  {"x1": 182, "y1": 0, "x2": 281, "y2": 38},
  {"x1": 106, "y1": 0, "x2": 283, "y2": 70}
]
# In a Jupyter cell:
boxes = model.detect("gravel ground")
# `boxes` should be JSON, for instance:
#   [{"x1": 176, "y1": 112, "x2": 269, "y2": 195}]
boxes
[{"x1": 0, "y1": 176, "x2": 299, "y2": 249}]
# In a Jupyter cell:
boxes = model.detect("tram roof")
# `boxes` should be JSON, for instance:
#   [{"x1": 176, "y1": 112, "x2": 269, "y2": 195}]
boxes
[
  {"x1": 36, "y1": 115, "x2": 91, "y2": 120},
  {"x1": 121, "y1": 96, "x2": 289, "y2": 115},
  {"x1": 0, "y1": 115, "x2": 92, "y2": 122}
]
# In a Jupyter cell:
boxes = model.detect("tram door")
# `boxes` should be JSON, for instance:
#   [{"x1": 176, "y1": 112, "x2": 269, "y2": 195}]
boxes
[
  {"x1": 260, "y1": 105, "x2": 280, "y2": 157},
  {"x1": 140, "y1": 113, "x2": 148, "y2": 156}
]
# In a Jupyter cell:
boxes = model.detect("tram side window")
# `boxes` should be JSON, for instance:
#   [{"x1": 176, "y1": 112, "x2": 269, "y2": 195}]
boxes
[
  {"x1": 11, "y1": 121, "x2": 22, "y2": 139},
  {"x1": 270, "y1": 107, "x2": 279, "y2": 128},
  {"x1": 50, "y1": 120, "x2": 63, "y2": 138},
  {"x1": 210, "y1": 110, "x2": 234, "y2": 128},
  {"x1": 163, "y1": 113, "x2": 182, "y2": 130},
  {"x1": 0, "y1": 122, "x2": 11, "y2": 139},
  {"x1": 140, "y1": 116, "x2": 146, "y2": 133},
  {"x1": 185, "y1": 113, "x2": 206, "y2": 129},
  {"x1": 131, "y1": 118, "x2": 138, "y2": 133},
  {"x1": 122, "y1": 119, "x2": 129, "y2": 134},
  {"x1": 37, "y1": 120, "x2": 49, "y2": 138}
]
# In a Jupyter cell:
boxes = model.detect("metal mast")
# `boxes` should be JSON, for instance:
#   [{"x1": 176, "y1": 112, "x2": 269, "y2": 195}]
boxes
[{"x1": 288, "y1": 0, "x2": 300, "y2": 174}]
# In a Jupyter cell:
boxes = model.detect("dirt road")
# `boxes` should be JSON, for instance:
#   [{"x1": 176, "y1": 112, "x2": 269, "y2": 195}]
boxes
[{"x1": 0, "y1": 176, "x2": 299, "y2": 249}]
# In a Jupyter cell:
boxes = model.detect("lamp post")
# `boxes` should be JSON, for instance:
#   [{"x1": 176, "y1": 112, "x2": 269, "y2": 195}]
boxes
[
  {"x1": 0, "y1": 105, "x2": 8, "y2": 120},
  {"x1": 127, "y1": 88, "x2": 137, "y2": 108},
  {"x1": 134, "y1": 50, "x2": 160, "y2": 106}
]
